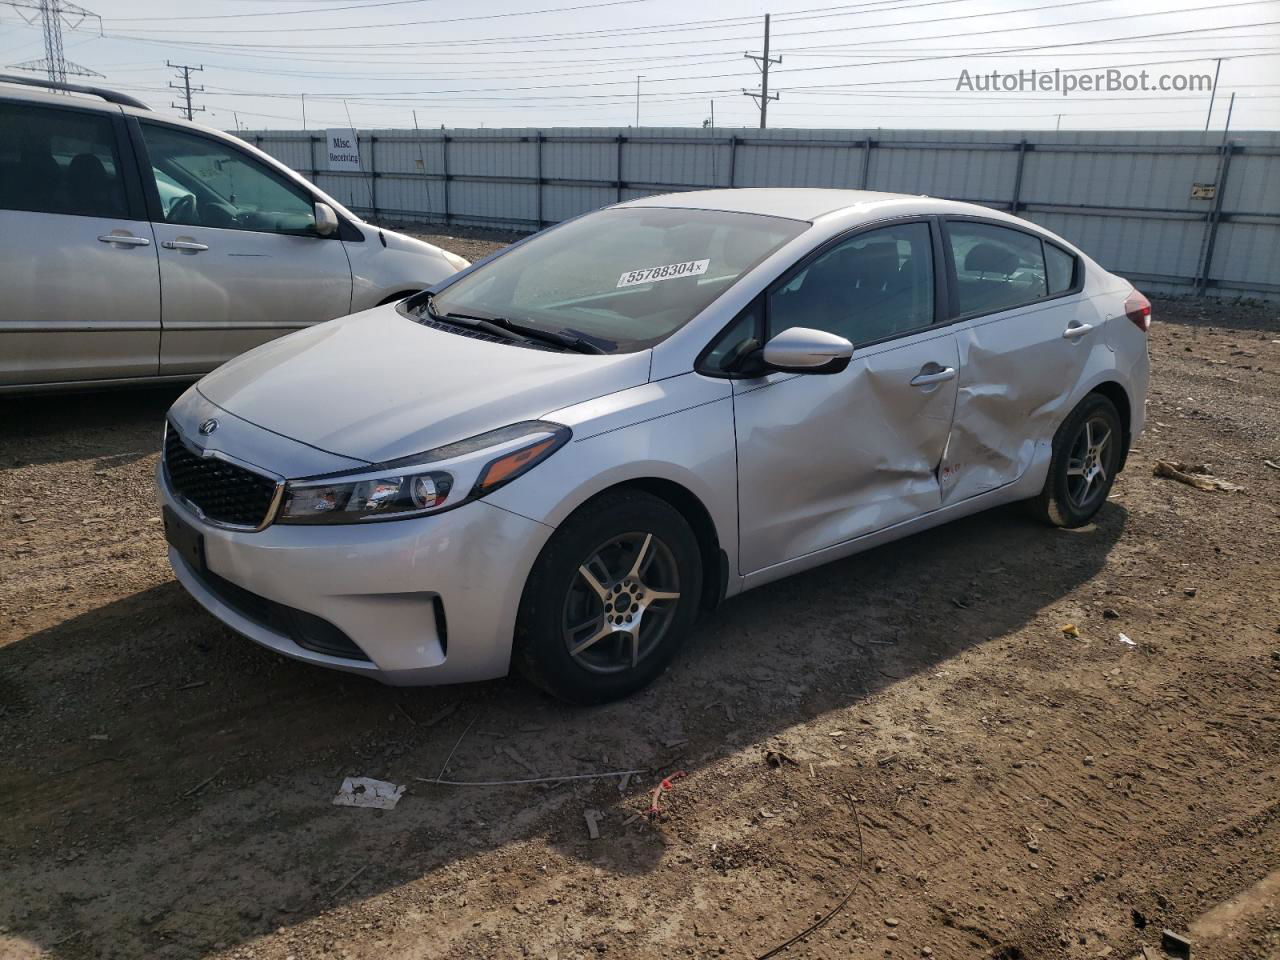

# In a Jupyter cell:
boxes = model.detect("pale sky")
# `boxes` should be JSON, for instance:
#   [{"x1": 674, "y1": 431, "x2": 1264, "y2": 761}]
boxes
[{"x1": 1, "y1": 0, "x2": 1277, "y2": 131}]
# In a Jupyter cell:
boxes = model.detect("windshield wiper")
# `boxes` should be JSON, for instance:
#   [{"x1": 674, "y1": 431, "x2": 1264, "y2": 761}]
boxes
[
  {"x1": 423, "y1": 296, "x2": 605, "y2": 355},
  {"x1": 420, "y1": 296, "x2": 538, "y2": 347}
]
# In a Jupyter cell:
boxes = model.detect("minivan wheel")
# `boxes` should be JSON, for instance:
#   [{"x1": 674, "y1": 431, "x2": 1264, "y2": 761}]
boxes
[
  {"x1": 1029, "y1": 392, "x2": 1123, "y2": 528},
  {"x1": 514, "y1": 490, "x2": 702, "y2": 704}
]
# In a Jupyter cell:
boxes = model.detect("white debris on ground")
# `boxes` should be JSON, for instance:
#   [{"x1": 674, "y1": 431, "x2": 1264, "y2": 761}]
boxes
[{"x1": 332, "y1": 777, "x2": 406, "y2": 810}]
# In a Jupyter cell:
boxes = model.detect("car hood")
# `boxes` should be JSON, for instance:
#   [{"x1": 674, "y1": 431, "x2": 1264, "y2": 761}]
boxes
[{"x1": 196, "y1": 305, "x2": 651, "y2": 466}]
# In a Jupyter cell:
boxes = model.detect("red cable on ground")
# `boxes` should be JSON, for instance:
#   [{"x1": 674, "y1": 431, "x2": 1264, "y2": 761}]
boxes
[{"x1": 647, "y1": 770, "x2": 686, "y2": 817}]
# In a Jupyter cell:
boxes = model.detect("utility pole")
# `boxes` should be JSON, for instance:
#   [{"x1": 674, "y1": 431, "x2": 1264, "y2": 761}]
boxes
[
  {"x1": 743, "y1": 13, "x2": 780, "y2": 129},
  {"x1": 168, "y1": 61, "x2": 204, "y2": 120},
  {"x1": 635, "y1": 75, "x2": 643, "y2": 127},
  {"x1": 6, "y1": 0, "x2": 102, "y2": 83},
  {"x1": 1203, "y1": 57, "x2": 1223, "y2": 132},
  {"x1": 301, "y1": 92, "x2": 307, "y2": 130}
]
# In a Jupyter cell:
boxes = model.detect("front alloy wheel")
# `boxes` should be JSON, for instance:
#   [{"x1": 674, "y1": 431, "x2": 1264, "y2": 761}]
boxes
[
  {"x1": 564, "y1": 532, "x2": 681, "y2": 674},
  {"x1": 516, "y1": 491, "x2": 703, "y2": 703}
]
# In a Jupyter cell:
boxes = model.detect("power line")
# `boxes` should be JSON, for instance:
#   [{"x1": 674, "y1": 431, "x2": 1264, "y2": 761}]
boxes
[
  {"x1": 168, "y1": 60, "x2": 204, "y2": 120},
  {"x1": 161, "y1": 20, "x2": 1280, "y2": 101}
]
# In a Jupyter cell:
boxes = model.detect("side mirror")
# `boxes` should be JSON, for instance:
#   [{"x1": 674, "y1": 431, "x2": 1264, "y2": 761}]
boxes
[
  {"x1": 313, "y1": 201, "x2": 339, "y2": 237},
  {"x1": 761, "y1": 326, "x2": 854, "y2": 375}
]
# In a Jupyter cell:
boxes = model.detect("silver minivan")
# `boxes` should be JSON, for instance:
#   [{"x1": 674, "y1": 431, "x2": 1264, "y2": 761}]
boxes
[{"x1": 0, "y1": 76, "x2": 466, "y2": 392}]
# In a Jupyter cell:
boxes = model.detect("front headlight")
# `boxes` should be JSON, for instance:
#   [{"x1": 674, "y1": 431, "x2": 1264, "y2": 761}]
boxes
[{"x1": 276, "y1": 421, "x2": 569, "y2": 525}]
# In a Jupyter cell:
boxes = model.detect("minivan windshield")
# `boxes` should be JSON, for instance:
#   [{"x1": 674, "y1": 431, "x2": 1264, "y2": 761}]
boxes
[{"x1": 423, "y1": 206, "x2": 808, "y2": 352}]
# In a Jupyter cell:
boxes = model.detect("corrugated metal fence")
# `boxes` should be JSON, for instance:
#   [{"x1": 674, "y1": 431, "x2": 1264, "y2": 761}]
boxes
[{"x1": 243, "y1": 126, "x2": 1280, "y2": 300}]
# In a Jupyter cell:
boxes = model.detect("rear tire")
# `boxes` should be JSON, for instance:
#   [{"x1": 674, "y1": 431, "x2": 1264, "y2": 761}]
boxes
[
  {"x1": 514, "y1": 490, "x2": 702, "y2": 704},
  {"x1": 1028, "y1": 392, "x2": 1123, "y2": 528}
]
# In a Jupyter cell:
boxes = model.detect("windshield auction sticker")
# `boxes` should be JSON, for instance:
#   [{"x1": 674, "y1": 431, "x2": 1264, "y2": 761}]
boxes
[{"x1": 617, "y1": 259, "x2": 710, "y2": 288}]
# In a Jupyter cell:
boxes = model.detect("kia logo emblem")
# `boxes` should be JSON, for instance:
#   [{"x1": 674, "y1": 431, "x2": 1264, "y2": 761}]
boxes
[{"x1": 198, "y1": 418, "x2": 219, "y2": 436}]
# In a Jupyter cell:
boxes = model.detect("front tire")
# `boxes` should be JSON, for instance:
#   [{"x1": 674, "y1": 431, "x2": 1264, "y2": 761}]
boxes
[
  {"x1": 1028, "y1": 392, "x2": 1123, "y2": 528},
  {"x1": 514, "y1": 490, "x2": 703, "y2": 704}
]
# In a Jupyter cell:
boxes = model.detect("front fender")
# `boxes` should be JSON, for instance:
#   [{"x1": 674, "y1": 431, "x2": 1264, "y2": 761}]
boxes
[{"x1": 482, "y1": 373, "x2": 742, "y2": 589}]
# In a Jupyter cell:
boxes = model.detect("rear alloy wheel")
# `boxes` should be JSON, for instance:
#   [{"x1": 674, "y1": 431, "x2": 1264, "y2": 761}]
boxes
[
  {"x1": 1029, "y1": 392, "x2": 1123, "y2": 528},
  {"x1": 515, "y1": 491, "x2": 702, "y2": 703}
]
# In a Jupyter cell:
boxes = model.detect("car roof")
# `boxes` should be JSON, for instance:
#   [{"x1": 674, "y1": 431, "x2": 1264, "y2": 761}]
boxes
[
  {"x1": 619, "y1": 188, "x2": 924, "y2": 221},
  {"x1": 619, "y1": 187, "x2": 1020, "y2": 225},
  {"x1": 0, "y1": 82, "x2": 123, "y2": 113}
]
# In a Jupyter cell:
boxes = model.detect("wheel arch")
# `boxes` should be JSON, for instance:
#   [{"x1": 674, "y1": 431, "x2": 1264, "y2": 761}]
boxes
[{"x1": 545, "y1": 477, "x2": 729, "y2": 615}]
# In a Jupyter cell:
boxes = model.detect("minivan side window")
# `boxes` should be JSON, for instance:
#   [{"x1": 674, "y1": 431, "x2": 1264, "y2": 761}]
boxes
[
  {"x1": 947, "y1": 221, "x2": 1048, "y2": 316},
  {"x1": 0, "y1": 103, "x2": 129, "y2": 220},
  {"x1": 769, "y1": 222, "x2": 935, "y2": 346},
  {"x1": 138, "y1": 123, "x2": 318, "y2": 236}
]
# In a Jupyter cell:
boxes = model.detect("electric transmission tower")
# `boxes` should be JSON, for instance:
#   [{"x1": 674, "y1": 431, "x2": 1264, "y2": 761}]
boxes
[
  {"x1": 168, "y1": 61, "x2": 205, "y2": 120},
  {"x1": 6, "y1": 0, "x2": 102, "y2": 83},
  {"x1": 742, "y1": 13, "x2": 781, "y2": 129}
]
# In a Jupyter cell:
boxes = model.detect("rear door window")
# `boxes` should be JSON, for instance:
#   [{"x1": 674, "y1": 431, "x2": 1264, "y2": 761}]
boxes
[
  {"x1": 0, "y1": 102, "x2": 130, "y2": 219},
  {"x1": 1045, "y1": 242, "x2": 1078, "y2": 294},
  {"x1": 946, "y1": 221, "x2": 1048, "y2": 316}
]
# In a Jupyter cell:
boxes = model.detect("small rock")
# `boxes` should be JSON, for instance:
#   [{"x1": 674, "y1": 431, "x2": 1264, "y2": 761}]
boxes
[
  {"x1": 1102, "y1": 608, "x2": 1120, "y2": 619},
  {"x1": 1084, "y1": 755, "x2": 1095, "y2": 766},
  {"x1": 884, "y1": 917, "x2": 900, "y2": 927},
  {"x1": 1184, "y1": 587, "x2": 1198, "y2": 597}
]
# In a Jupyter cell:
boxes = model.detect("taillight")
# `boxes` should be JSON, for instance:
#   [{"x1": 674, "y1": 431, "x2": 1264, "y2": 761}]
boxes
[{"x1": 1124, "y1": 290, "x2": 1151, "y2": 332}]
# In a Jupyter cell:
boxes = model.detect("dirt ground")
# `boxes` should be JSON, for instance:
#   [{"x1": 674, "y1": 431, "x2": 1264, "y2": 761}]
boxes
[{"x1": 2, "y1": 239, "x2": 1278, "y2": 960}]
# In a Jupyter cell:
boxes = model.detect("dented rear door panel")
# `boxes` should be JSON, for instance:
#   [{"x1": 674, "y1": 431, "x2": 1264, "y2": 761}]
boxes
[
  {"x1": 734, "y1": 327, "x2": 959, "y2": 575},
  {"x1": 940, "y1": 293, "x2": 1108, "y2": 504}
]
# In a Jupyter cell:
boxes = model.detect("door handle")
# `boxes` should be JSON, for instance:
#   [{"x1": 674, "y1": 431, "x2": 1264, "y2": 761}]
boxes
[
  {"x1": 98, "y1": 234, "x2": 150, "y2": 246},
  {"x1": 910, "y1": 366, "x2": 957, "y2": 387},
  {"x1": 161, "y1": 240, "x2": 209, "y2": 252},
  {"x1": 1062, "y1": 322, "x2": 1095, "y2": 339}
]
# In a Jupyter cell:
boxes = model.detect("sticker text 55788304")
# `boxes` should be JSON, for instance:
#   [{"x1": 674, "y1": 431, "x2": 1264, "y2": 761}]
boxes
[{"x1": 617, "y1": 259, "x2": 710, "y2": 288}]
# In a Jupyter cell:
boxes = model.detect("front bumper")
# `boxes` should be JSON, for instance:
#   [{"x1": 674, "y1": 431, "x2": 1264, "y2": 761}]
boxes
[{"x1": 158, "y1": 465, "x2": 553, "y2": 685}]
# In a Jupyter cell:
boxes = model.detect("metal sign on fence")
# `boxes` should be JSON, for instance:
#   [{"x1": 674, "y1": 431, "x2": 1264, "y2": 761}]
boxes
[{"x1": 324, "y1": 128, "x2": 361, "y2": 171}]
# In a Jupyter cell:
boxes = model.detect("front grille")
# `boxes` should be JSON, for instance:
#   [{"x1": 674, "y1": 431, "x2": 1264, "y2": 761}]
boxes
[
  {"x1": 164, "y1": 426, "x2": 279, "y2": 528},
  {"x1": 197, "y1": 566, "x2": 371, "y2": 662}
]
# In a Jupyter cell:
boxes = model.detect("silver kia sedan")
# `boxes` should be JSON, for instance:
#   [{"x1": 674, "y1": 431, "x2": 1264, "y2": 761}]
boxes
[{"x1": 157, "y1": 188, "x2": 1151, "y2": 703}]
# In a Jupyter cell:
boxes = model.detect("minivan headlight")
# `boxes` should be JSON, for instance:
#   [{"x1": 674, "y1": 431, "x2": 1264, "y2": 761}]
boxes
[
  {"x1": 440, "y1": 249, "x2": 470, "y2": 272},
  {"x1": 276, "y1": 421, "x2": 569, "y2": 525}
]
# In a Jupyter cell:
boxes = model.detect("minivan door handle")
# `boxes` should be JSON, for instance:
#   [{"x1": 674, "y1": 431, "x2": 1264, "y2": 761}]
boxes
[
  {"x1": 161, "y1": 240, "x2": 209, "y2": 252},
  {"x1": 910, "y1": 365, "x2": 957, "y2": 387},
  {"x1": 1062, "y1": 322, "x2": 1095, "y2": 339},
  {"x1": 98, "y1": 233, "x2": 151, "y2": 247}
]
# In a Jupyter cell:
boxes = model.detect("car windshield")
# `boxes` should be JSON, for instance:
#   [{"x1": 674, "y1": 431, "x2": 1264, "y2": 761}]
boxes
[{"x1": 424, "y1": 206, "x2": 808, "y2": 352}]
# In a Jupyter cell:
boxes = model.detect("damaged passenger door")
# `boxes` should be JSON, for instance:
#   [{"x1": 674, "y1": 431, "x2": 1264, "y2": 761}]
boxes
[{"x1": 729, "y1": 219, "x2": 959, "y2": 575}]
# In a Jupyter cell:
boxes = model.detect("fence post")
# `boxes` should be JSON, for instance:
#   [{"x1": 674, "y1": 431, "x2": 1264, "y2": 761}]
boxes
[
  {"x1": 616, "y1": 134, "x2": 625, "y2": 202},
  {"x1": 368, "y1": 134, "x2": 379, "y2": 221},
  {"x1": 1010, "y1": 138, "x2": 1028, "y2": 213},
  {"x1": 441, "y1": 133, "x2": 451, "y2": 225},
  {"x1": 728, "y1": 135, "x2": 738, "y2": 188},
  {"x1": 1195, "y1": 141, "x2": 1234, "y2": 295},
  {"x1": 535, "y1": 132, "x2": 544, "y2": 228},
  {"x1": 860, "y1": 138, "x2": 873, "y2": 189}
]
